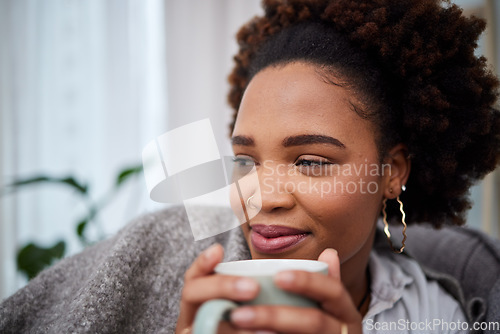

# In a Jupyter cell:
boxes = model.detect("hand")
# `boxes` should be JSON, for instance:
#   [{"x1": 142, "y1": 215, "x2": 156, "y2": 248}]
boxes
[
  {"x1": 229, "y1": 249, "x2": 363, "y2": 334},
  {"x1": 175, "y1": 244, "x2": 261, "y2": 334}
]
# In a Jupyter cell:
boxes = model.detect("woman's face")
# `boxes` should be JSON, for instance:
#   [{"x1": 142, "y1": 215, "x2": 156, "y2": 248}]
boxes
[{"x1": 231, "y1": 62, "x2": 388, "y2": 267}]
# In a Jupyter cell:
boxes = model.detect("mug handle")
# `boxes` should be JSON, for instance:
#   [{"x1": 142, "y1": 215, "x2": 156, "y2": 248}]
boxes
[{"x1": 192, "y1": 299, "x2": 238, "y2": 334}]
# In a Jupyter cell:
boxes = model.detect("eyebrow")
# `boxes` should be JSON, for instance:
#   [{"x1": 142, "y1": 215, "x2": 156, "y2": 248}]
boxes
[
  {"x1": 231, "y1": 134, "x2": 345, "y2": 149},
  {"x1": 283, "y1": 134, "x2": 346, "y2": 148},
  {"x1": 231, "y1": 135, "x2": 255, "y2": 146}
]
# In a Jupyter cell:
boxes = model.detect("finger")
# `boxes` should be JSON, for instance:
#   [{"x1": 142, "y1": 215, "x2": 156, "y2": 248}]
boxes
[
  {"x1": 217, "y1": 321, "x2": 272, "y2": 334},
  {"x1": 176, "y1": 244, "x2": 225, "y2": 331},
  {"x1": 318, "y1": 248, "x2": 340, "y2": 280},
  {"x1": 184, "y1": 244, "x2": 224, "y2": 281},
  {"x1": 274, "y1": 270, "x2": 360, "y2": 322},
  {"x1": 231, "y1": 306, "x2": 352, "y2": 334},
  {"x1": 182, "y1": 275, "x2": 259, "y2": 304}
]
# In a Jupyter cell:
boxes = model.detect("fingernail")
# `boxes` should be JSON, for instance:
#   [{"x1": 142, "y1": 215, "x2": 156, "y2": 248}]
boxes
[
  {"x1": 231, "y1": 307, "x2": 255, "y2": 323},
  {"x1": 203, "y1": 244, "x2": 219, "y2": 260},
  {"x1": 275, "y1": 271, "x2": 295, "y2": 285},
  {"x1": 255, "y1": 331, "x2": 277, "y2": 334},
  {"x1": 235, "y1": 278, "x2": 258, "y2": 293},
  {"x1": 321, "y1": 248, "x2": 337, "y2": 256}
]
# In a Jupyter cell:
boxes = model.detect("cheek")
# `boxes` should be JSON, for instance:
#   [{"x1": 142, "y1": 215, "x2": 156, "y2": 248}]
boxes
[
  {"x1": 300, "y1": 170, "x2": 383, "y2": 210},
  {"x1": 297, "y1": 172, "x2": 383, "y2": 248},
  {"x1": 229, "y1": 168, "x2": 262, "y2": 224},
  {"x1": 229, "y1": 183, "x2": 246, "y2": 223}
]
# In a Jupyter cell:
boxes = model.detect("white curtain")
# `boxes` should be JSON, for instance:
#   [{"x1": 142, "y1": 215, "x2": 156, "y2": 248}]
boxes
[
  {"x1": 0, "y1": 0, "x2": 172, "y2": 298},
  {"x1": 164, "y1": 0, "x2": 262, "y2": 156}
]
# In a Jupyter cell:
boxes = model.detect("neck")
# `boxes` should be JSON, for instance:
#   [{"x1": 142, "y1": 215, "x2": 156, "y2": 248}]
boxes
[{"x1": 340, "y1": 225, "x2": 375, "y2": 317}]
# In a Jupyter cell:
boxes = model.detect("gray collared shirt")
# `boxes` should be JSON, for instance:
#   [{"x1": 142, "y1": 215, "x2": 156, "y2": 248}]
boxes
[{"x1": 363, "y1": 249, "x2": 467, "y2": 334}]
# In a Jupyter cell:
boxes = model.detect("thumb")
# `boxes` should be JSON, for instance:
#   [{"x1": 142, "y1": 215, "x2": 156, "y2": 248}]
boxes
[
  {"x1": 184, "y1": 243, "x2": 224, "y2": 281},
  {"x1": 318, "y1": 248, "x2": 340, "y2": 280}
]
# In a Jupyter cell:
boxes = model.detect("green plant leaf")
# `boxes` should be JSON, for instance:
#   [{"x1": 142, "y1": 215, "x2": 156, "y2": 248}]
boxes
[
  {"x1": 76, "y1": 219, "x2": 87, "y2": 238},
  {"x1": 8, "y1": 175, "x2": 88, "y2": 195},
  {"x1": 59, "y1": 177, "x2": 88, "y2": 194},
  {"x1": 17, "y1": 241, "x2": 66, "y2": 280},
  {"x1": 9, "y1": 176, "x2": 50, "y2": 187},
  {"x1": 12, "y1": 162, "x2": 143, "y2": 279},
  {"x1": 116, "y1": 165, "x2": 143, "y2": 187}
]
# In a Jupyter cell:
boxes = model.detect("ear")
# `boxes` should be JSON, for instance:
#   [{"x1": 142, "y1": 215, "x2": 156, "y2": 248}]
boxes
[{"x1": 382, "y1": 144, "x2": 411, "y2": 199}]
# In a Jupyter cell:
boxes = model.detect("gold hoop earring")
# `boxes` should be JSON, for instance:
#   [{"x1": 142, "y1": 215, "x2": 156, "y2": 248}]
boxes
[
  {"x1": 246, "y1": 195, "x2": 254, "y2": 208},
  {"x1": 382, "y1": 196, "x2": 407, "y2": 253}
]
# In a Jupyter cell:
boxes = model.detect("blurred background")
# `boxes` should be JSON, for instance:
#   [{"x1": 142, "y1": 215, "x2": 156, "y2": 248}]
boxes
[{"x1": 0, "y1": 0, "x2": 498, "y2": 299}]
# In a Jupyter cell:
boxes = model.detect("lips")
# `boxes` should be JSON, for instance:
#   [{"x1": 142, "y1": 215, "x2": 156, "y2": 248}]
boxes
[{"x1": 250, "y1": 224, "x2": 310, "y2": 254}]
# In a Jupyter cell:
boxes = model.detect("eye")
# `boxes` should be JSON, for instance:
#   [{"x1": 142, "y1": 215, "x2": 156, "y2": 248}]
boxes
[
  {"x1": 232, "y1": 156, "x2": 255, "y2": 167},
  {"x1": 296, "y1": 159, "x2": 329, "y2": 167},
  {"x1": 230, "y1": 155, "x2": 256, "y2": 180},
  {"x1": 294, "y1": 157, "x2": 336, "y2": 176}
]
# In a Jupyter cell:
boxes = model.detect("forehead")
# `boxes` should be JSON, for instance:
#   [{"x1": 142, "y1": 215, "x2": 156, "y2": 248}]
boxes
[{"x1": 233, "y1": 62, "x2": 376, "y2": 147}]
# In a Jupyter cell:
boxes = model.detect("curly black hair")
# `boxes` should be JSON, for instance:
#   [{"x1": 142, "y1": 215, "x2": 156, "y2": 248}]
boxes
[{"x1": 227, "y1": 0, "x2": 500, "y2": 227}]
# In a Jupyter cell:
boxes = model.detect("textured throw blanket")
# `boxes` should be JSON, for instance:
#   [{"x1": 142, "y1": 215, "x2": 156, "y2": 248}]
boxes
[{"x1": 0, "y1": 206, "x2": 251, "y2": 333}]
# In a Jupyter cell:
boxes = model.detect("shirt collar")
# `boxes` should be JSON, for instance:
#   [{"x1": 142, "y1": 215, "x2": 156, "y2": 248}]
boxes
[{"x1": 364, "y1": 248, "x2": 414, "y2": 319}]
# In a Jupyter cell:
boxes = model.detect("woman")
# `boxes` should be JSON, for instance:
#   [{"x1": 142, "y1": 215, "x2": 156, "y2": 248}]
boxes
[
  {"x1": 1, "y1": 0, "x2": 498, "y2": 333},
  {"x1": 176, "y1": 0, "x2": 499, "y2": 333}
]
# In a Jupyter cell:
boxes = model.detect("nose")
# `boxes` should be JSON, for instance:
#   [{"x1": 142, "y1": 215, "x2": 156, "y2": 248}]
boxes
[{"x1": 253, "y1": 161, "x2": 296, "y2": 213}]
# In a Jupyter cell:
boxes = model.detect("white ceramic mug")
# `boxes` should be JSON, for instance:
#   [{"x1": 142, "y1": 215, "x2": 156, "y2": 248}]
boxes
[{"x1": 192, "y1": 259, "x2": 328, "y2": 334}]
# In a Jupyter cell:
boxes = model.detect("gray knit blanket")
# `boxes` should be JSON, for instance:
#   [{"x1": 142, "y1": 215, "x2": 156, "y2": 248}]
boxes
[{"x1": 0, "y1": 206, "x2": 250, "y2": 333}]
